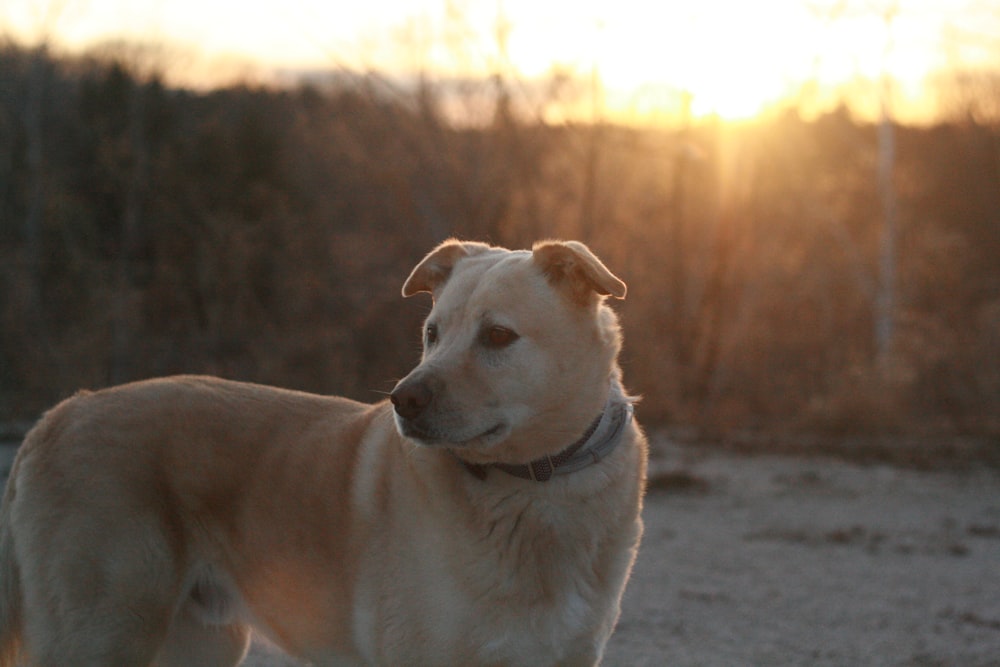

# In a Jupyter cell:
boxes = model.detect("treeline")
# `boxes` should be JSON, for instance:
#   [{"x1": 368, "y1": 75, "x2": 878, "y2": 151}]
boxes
[{"x1": 1, "y1": 42, "x2": 998, "y2": 439}]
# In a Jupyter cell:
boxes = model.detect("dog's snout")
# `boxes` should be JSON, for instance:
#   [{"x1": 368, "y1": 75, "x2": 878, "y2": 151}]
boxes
[{"x1": 390, "y1": 380, "x2": 433, "y2": 421}]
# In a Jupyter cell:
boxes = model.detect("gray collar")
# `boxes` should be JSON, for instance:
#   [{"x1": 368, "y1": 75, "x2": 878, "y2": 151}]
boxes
[{"x1": 459, "y1": 395, "x2": 634, "y2": 482}]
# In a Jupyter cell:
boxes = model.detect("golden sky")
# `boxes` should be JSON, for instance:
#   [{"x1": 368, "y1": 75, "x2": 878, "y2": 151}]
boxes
[{"x1": 4, "y1": 0, "x2": 999, "y2": 123}]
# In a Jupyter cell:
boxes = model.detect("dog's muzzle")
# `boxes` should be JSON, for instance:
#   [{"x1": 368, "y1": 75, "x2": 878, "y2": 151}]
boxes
[{"x1": 390, "y1": 376, "x2": 447, "y2": 443}]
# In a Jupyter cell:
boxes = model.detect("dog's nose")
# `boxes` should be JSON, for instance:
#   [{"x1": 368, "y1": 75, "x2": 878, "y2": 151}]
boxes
[{"x1": 390, "y1": 381, "x2": 432, "y2": 420}]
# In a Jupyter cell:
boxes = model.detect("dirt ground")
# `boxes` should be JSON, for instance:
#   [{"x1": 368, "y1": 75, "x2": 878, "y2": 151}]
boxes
[
  {"x1": 604, "y1": 441, "x2": 1000, "y2": 666},
  {"x1": 3, "y1": 438, "x2": 999, "y2": 666}
]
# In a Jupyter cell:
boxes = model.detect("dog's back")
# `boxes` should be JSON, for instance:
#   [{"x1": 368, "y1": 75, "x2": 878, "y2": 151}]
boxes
[{"x1": 0, "y1": 455, "x2": 23, "y2": 667}]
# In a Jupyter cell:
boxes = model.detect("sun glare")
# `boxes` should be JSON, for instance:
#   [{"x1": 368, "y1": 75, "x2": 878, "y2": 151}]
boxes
[{"x1": 500, "y1": 1, "x2": 822, "y2": 122}]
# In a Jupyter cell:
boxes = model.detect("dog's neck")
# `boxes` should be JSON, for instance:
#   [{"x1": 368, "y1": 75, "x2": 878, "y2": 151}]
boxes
[{"x1": 456, "y1": 391, "x2": 634, "y2": 483}]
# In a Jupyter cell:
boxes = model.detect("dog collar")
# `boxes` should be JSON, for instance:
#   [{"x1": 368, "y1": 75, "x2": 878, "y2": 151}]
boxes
[{"x1": 458, "y1": 396, "x2": 634, "y2": 482}]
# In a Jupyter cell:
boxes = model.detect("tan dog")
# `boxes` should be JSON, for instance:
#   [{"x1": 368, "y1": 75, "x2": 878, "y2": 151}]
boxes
[{"x1": 0, "y1": 240, "x2": 646, "y2": 666}]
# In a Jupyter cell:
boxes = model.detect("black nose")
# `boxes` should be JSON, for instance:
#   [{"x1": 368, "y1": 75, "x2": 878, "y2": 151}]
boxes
[{"x1": 390, "y1": 380, "x2": 432, "y2": 421}]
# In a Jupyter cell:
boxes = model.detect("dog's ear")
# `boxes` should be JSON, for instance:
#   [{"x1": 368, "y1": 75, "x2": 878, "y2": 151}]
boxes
[
  {"x1": 402, "y1": 239, "x2": 492, "y2": 297},
  {"x1": 532, "y1": 240, "x2": 627, "y2": 304}
]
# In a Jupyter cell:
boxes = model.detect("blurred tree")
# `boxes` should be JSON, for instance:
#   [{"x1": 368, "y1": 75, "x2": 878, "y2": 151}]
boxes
[{"x1": 874, "y1": 2, "x2": 900, "y2": 373}]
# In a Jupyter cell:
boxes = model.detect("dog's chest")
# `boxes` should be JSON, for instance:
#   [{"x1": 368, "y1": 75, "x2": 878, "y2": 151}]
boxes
[
  {"x1": 356, "y1": 491, "x2": 614, "y2": 666},
  {"x1": 441, "y1": 496, "x2": 611, "y2": 662}
]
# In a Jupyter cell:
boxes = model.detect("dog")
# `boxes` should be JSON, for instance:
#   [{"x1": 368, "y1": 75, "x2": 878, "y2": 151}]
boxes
[{"x1": 0, "y1": 239, "x2": 647, "y2": 666}]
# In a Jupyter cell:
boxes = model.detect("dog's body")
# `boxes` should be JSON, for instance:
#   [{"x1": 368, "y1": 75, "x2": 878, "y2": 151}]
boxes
[{"x1": 0, "y1": 240, "x2": 646, "y2": 666}]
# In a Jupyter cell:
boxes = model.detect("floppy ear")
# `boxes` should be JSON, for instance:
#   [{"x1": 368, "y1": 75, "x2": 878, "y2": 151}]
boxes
[
  {"x1": 532, "y1": 240, "x2": 627, "y2": 303},
  {"x1": 402, "y1": 239, "x2": 492, "y2": 297}
]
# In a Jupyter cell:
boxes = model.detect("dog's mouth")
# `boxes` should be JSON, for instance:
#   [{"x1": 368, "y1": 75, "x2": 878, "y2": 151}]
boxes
[
  {"x1": 472, "y1": 423, "x2": 507, "y2": 445},
  {"x1": 398, "y1": 419, "x2": 508, "y2": 448}
]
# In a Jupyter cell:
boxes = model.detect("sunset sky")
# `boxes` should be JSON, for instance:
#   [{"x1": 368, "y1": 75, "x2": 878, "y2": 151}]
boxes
[{"x1": 3, "y1": 0, "x2": 999, "y2": 123}]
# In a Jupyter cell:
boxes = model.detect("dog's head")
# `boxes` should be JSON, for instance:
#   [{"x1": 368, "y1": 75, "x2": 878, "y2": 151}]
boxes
[{"x1": 390, "y1": 239, "x2": 627, "y2": 465}]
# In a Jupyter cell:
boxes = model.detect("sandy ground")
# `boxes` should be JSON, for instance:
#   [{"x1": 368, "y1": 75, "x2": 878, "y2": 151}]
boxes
[{"x1": 3, "y1": 438, "x2": 999, "y2": 666}]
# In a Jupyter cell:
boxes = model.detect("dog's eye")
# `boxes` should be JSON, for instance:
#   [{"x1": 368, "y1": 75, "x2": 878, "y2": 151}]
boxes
[
  {"x1": 482, "y1": 325, "x2": 519, "y2": 349},
  {"x1": 425, "y1": 323, "x2": 439, "y2": 346}
]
